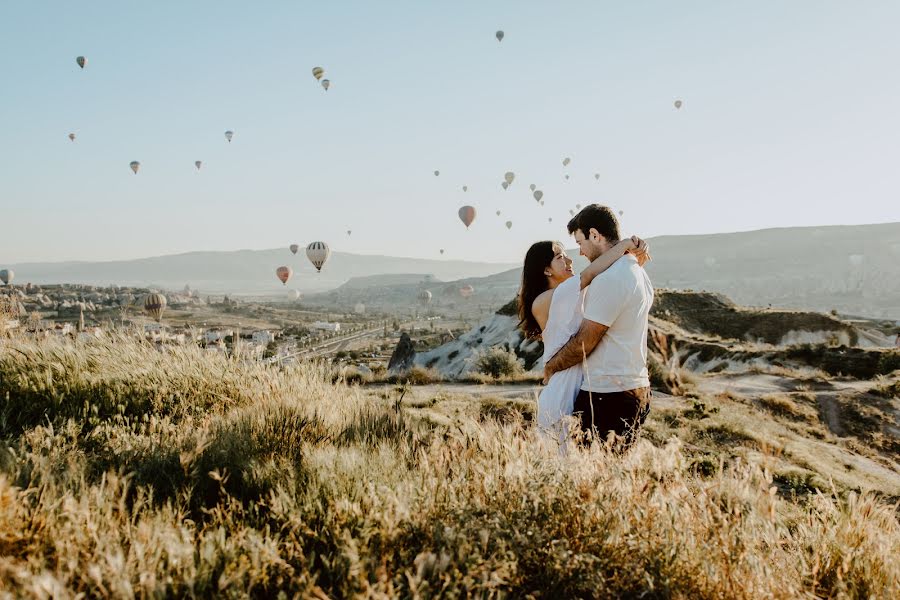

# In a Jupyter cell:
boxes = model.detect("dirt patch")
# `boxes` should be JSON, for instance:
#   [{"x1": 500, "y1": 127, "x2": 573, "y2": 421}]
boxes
[{"x1": 816, "y1": 394, "x2": 845, "y2": 436}]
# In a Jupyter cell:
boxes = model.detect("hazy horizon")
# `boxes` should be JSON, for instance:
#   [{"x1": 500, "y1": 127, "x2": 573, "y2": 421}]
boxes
[
  {"x1": 6, "y1": 220, "x2": 897, "y2": 267},
  {"x1": 2, "y1": 1, "x2": 899, "y2": 264}
]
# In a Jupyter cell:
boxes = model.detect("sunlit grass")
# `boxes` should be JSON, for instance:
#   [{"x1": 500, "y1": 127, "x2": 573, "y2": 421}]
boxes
[{"x1": 0, "y1": 334, "x2": 898, "y2": 598}]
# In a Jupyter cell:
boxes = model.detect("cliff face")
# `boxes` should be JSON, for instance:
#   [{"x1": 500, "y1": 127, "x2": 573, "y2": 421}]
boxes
[
  {"x1": 413, "y1": 290, "x2": 894, "y2": 380},
  {"x1": 651, "y1": 290, "x2": 861, "y2": 346}
]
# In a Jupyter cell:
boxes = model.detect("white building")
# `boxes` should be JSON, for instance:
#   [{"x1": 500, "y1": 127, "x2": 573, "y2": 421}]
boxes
[
  {"x1": 311, "y1": 321, "x2": 341, "y2": 332},
  {"x1": 205, "y1": 329, "x2": 233, "y2": 343},
  {"x1": 252, "y1": 330, "x2": 276, "y2": 345}
]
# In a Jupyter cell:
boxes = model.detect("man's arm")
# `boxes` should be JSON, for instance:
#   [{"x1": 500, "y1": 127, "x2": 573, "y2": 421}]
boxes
[{"x1": 543, "y1": 319, "x2": 609, "y2": 382}]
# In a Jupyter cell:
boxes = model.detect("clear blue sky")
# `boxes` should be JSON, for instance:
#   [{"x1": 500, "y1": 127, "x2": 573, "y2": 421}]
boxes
[{"x1": 1, "y1": 0, "x2": 898, "y2": 264}]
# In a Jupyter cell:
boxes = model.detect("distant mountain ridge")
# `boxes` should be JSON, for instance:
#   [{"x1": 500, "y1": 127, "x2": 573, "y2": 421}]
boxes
[
  {"x1": 8, "y1": 250, "x2": 518, "y2": 295},
  {"x1": 315, "y1": 223, "x2": 900, "y2": 318},
  {"x1": 7, "y1": 223, "x2": 898, "y2": 317}
]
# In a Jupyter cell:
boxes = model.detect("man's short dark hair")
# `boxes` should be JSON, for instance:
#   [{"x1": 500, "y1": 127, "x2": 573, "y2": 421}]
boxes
[{"x1": 567, "y1": 204, "x2": 621, "y2": 242}]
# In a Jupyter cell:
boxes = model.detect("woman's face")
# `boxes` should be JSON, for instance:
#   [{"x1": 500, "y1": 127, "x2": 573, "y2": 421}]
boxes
[{"x1": 545, "y1": 244, "x2": 575, "y2": 284}]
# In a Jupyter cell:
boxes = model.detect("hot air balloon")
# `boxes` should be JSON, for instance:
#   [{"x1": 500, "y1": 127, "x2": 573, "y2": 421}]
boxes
[
  {"x1": 276, "y1": 266, "x2": 293, "y2": 286},
  {"x1": 289, "y1": 244, "x2": 299, "y2": 255},
  {"x1": 569, "y1": 209, "x2": 575, "y2": 216},
  {"x1": 312, "y1": 67, "x2": 325, "y2": 81},
  {"x1": 0, "y1": 269, "x2": 13, "y2": 285},
  {"x1": 76, "y1": 56, "x2": 87, "y2": 69},
  {"x1": 533, "y1": 190, "x2": 543, "y2": 202},
  {"x1": 321, "y1": 79, "x2": 330, "y2": 91},
  {"x1": 462, "y1": 185, "x2": 467, "y2": 192},
  {"x1": 594, "y1": 173, "x2": 600, "y2": 180},
  {"x1": 306, "y1": 241, "x2": 331, "y2": 272},
  {"x1": 129, "y1": 161, "x2": 140, "y2": 174},
  {"x1": 346, "y1": 230, "x2": 351, "y2": 236},
  {"x1": 434, "y1": 170, "x2": 440, "y2": 176},
  {"x1": 287, "y1": 289, "x2": 301, "y2": 301},
  {"x1": 496, "y1": 30, "x2": 504, "y2": 42},
  {"x1": 143, "y1": 293, "x2": 167, "y2": 322},
  {"x1": 674, "y1": 99, "x2": 683, "y2": 109},
  {"x1": 618, "y1": 210, "x2": 624, "y2": 216},
  {"x1": 529, "y1": 183, "x2": 536, "y2": 192},
  {"x1": 564, "y1": 174, "x2": 570, "y2": 181},
  {"x1": 505, "y1": 221, "x2": 512, "y2": 230},
  {"x1": 418, "y1": 289, "x2": 432, "y2": 306},
  {"x1": 458, "y1": 206, "x2": 476, "y2": 229},
  {"x1": 504, "y1": 171, "x2": 515, "y2": 185},
  {"x1": 501, "y1": 181, "x2": 509, "y2": 190},
  {"x1": 224, "y1": 130, "x2": 234, "y2": 143},
  {"x1": 459, "y1": 285, "x2": 474, "y2": 298},
  {"x1": 540, "y1": 200, "x2": 544, "y2": 206},
  {"x1": 194, "y1": 161, "x2": 202, "y2": 170},
  {"x1": 439, "y1": 249, "x2": 445, "y2": 255},
  {"x1": 496, "y1": 210, "x2": 501, "y2": 216},
  {"x1": 562, "y1": 157, "x2": 571, "y2": 167},
  {"x1": 68, "y1": 133, "x2": 76, "y2": 142},
  {"x1": 576, "y1": 204, "x2": 581, "y2": 209},
  {"x1": 183, "y1": 284, "x2": 193, "y2": 297}
]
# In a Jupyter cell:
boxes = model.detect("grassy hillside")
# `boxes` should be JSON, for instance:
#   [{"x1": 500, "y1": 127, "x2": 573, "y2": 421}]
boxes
[{"x1": 0, "y1": 335, "x2": 898, "y2": 597}]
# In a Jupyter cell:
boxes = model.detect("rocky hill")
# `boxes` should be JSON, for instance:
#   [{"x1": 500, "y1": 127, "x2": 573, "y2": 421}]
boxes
[{"x1": 411, "y1": 290, "x2": 899, "y2": 380}]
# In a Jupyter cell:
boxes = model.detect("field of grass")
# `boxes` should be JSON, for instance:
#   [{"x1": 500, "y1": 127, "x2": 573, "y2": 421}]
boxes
[{"x1": 1, "y1": 334, "x2": 899, "y2": 597}]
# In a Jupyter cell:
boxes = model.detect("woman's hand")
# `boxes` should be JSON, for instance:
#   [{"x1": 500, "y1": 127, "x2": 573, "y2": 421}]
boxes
[{"x1": 628, "y1": 235, "x2": 651, "y2": 267}]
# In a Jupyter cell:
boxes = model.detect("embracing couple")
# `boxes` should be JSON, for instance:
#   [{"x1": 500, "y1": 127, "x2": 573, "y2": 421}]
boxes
[{"x1": 518, "y1": 204, "x2": 654, "y2": 452}]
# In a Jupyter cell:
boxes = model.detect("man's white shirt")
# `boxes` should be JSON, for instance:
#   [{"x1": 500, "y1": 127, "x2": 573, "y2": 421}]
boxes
[{"x1": 580, "y1": 253, "x2": 654, "y2": 393}]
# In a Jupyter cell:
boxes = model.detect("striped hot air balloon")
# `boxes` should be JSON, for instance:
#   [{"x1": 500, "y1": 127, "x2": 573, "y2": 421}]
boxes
[
  {"x1": 143, "y1": 293, "x2": 167, "y2": 322},
  {"x1": 276, "y1": 266, "x2": 293, "y2": 285},
  {"x1": 312, "y1": 67, "x2": 325, "y2": 81},
  {"x1": 418, "y1": 289, "x2": 432, "y2": 306},
  {"x1": 306, "y1": 241, "x2": 331, "y2": 272},
  {"x1": 458, "y1": 206, "x2": 476, "y2": 229}
]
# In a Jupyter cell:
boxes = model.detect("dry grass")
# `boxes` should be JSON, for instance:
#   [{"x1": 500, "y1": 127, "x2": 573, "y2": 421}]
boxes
[{"x1": 1, "y1": 334, "x2": 899, "y2": 598}]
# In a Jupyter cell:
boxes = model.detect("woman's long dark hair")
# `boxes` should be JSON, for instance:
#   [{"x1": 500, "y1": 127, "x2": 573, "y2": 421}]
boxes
[{"x1": 518, "y1": 241, "x2": 558, "y2": 340}]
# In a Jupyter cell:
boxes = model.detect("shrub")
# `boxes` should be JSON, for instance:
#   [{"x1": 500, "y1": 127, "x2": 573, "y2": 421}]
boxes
[
  {"x1": 478, "y1": 397, "x2": 535, "y2": 424},
  {"x1": 758, "y1": 393, "x2": 807, "y2": 420},
  {"x1": 385, "y1": 365, "x2": 442, "y2": 385},
  {"x1": 877, "y1": 351, "x2": 900, "y2": 375},
  {"x1": 470, "y1": 346, "x2": 524, "y2": 379}
]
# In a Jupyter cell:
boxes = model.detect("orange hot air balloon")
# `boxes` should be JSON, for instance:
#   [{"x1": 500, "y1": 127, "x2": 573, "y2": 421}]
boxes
[
  {"x1": 458, "y1": 206, "x2": 476, "y2": 229},
  {"x1": 276, "y1": 266, "x2": 293, "y2": 285}
]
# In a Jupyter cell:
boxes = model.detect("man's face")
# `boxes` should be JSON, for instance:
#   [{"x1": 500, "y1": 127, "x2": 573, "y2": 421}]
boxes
[{"x1": 573, "y1": 229, "x2": 605, "y2": 261}]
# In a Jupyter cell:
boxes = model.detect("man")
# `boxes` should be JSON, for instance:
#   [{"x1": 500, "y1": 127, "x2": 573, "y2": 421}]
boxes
[{"x1": 543, "y1": 204, "x2": 654, "y2": 451}]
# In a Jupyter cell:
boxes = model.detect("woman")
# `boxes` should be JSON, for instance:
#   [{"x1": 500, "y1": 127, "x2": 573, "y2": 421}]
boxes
[{"x1": 518, "y1": 237, "x2": 648, "y2": 446}]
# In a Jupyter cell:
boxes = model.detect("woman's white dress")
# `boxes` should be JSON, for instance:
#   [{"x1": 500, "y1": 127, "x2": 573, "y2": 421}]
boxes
[{"x1": 537, "y1": 275, "x2": 585, "y2": 444}]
